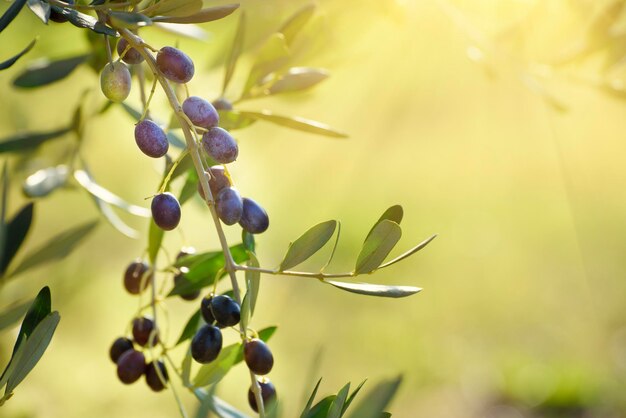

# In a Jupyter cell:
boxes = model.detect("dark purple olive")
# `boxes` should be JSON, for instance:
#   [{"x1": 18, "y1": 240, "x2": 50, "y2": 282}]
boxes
[
  {"x1": 183, "y1": 96, "x2": 219, "y2": 129},
  {"x1": 123, "y1": 260, "x2": 152, "y2": 295},
  {"x1": 174, "y1": 267, "x2": 200, "y2": 301},
  {"x1": 151, "y1": 192, "x2": 181, "y2": 231},
  {"x1": 198, "y1": 166, "x2": 231, "y2": 200},
  {"x1": 156, "y1": 46, "x2": 194, "y2": 84},
  {"x1": 239, "y1": 198, "x2": 269, "y2": 234},
  {"x1": 132, "y1": 317, "x2": 158, "y2": 347},
  {"x1": 212, "y1": 98, "x2": 233, "y2": 111},
  {"x1": 202, "y1": 127, "x2": 238, "y2": 164},
  {"x1": 134, "y1": 119, "x2": 169, "y2": 158},
  {"x1": 117, "y1": 38, "x2": 144, "y2": 65},
  {"x1": 117, "y1": 350, "x2": 146, "y2": 384},
  {"x1": 210, "y1": 295, "x2": 240, "y2": 328},
  {"x1": 109, "y1": 337, "x2": 134, "y2": 363},
  {"x1": 216, "y1": 188, "x2": 243, "y2": 225},
  {"x1": 248, "y1": 379, "x2": 277, "y2": 413},
  {"x1": 191, "y1": 324, "x2": 222, "y2": 364},
  {"x1": 243, "y1": 339, "x2": 274, "y2": 375},
  {"x1": 145, "y1": 360, "x2": 168, "y2": 392},
  {"x1": 200, "y1": 296, "x2": 215, "y2": 324}
]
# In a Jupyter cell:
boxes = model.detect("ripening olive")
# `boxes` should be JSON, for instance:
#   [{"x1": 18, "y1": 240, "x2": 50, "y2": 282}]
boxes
[
  {"x1": 156, "y1": 47, "x2": 194, "y2": 84},
  {"x1": 183, "y1": 96, "x2": 219, "y2": 129},
  {"x1": 197, "y1": 166, "x2": 231, "y2": 200},
  {"x1": 100, "y1": 61, "x2": 131, "y2": 103},
  {"x1": 202, "y1": 127, "x2": 238, "y2": 164},
  {"x1": 117, "y1": 38, "x2": 144, "y2": 65},
  {"x1": 210, "y1": 294, "x2": 240, "y2": 328},
  {"x1": 132, "y1": 317, "x2": 158, "y2": 347},
  {"x1": 134, "y1": 119, "x2": 169, "y2": 158}
]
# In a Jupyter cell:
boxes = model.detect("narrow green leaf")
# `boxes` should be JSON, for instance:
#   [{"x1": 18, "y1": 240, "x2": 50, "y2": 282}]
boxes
[
  {"x1": 1, "y1": 203, "x2": 33, "y2": 275},
  {"x1": 218, "y1": 110, "x2": 257, "y2": 131},
  {"x1": 7, "y1": 221, "x2": 98, "y2": 278},
  {"x1": 0, "y1": 300, "x2": 32, "y2": 332},
  {"x1": 328, "y1": 382, "x2": 351, "y2": 418},
  {"x1": 242, "y1": 33, "x2": 290, "y2": 95},
  {"x1": 324, "y1": 281, "x2": 421, "y2": 299},
  {"x1": 245, "y1": 252, "x2": 260, "y2": 315},
  {"x1": 193, "y1": 342, "x2": 241, "y2": 387},
  {"x1": 26, "y1": 0, "x2": 49, "y2": 23},
  {"x1": 0, "y1": 0, "x2": 28, "y2": 33},
  {"x1": 176, "y1": 309, "x2": 201, "y2": 346},
  {"x1": 242, "y1": 230, "x2": 255, "y2": 253},
  {"x1": 0, "y1": 127, "x2": 71, "y2": 154},
  {"x1": 108, "y1": 11, "x2": 152, "y2": 29},
  {"x1": 0, "y1": 335, "x2": 26, "y2": 391},
  {"x1": 0, "y1": 163, "x2": 7, "y2": 273},
  {"x1": 0, "y1": 39, "x2": 37, "y2": 71},
  {"x1": 304, "y1": 395, "x2": 336, "y2": 418},
  {"x1": 345, "y1": 376, "x2": 402, "y2": 418},
  {"x1": 13, "y1": 55, "x2": 88, "y2": 88},
  {"x1": 280, "y1": 220, "x2": 336, "y2": 271},
  {"x1": 74, "y1": 170, "x2": 150, "y2": 217},
  {"x1": 321, "y1": 221, "x2": 340, "y2": 272},
  {"x1": 144, "y1": 0, "x2": 202, "y2": 18},
  {"x1": 267, "y1": 67, "x2": 329, "y2": 95},
  {"x1": 121, "y1": 103, "x2": 142, "y2": 121},
  {"x1": 148, "y1": 219, "x2": 164, "y2": 264},
  {"x1": 22, "y1": 165, "x2": 69, "y2": 198},
  {"x1": 300, "y1": 378, "x2": 323, "y2": 418},
  {"x1": 152, "y1": 4, "x2": 238, "y2": 24},
  {"x1": 181, "y1": 347, "x2": 192, "y2": 387},
  {"x1": 223, "y1": 10, "x2": 245, "y2": 94},
  {"x1": 209, "y1": 394, "x2": 251, "y2": 418},
  {"x1": 240, "y1": 292, "x2": 250, "y2": 330},
  {"x1": 278, "y1": 4, "x2": 316, "y2": 46},
  {"x1": 178, "y1": 169, "x2": 199, "y2": 205},
  {"x1": 365, "y1": 205, "x2": 403, "y2": 242},
  {"x1": 52, "y1": 7, "x2": 117, "y2": 35},
  {"x1": 166, "y1": 131, "x2": 187, "y2": 149},
  {"x1": 87, "y1": 189, "x2": 139, "y2": 238},
  {"x1": 342, "y1": 379, "x2": 367, "y2": 416},
  {"x1": 355, "y1": 220, "x2": 401, "y2": 274},
  {"x1": 5, "y1": 311, "x2": 60, "y2": 395},
  {"x1": 12, "y1": 287, "x2": 51, "y2": 355},
  {"x1": 239, "y1": 110, "x2": 347, "y2": 138},
  {"x1": 154, "y1": 22, "x2": 208, "y2": 40},
  {"x1": 377, "y1": 234, "x2": 437, "y2": 270}
]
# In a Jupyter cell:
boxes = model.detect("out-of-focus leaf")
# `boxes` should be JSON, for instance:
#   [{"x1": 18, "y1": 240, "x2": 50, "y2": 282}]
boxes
[
  {"x1": 355, "y1": 220, "x2": 401, "y2": 274},
  {"x1": 279, "y1": 4, "x2": 315, "y2": 46},
  {"x1": 300, "y1": 378, "x2": 323, "y2": 418},
  {"x1": 240, "y1": 292, "x2": 250, "y2": 330},
  {"x1": 223, "y1": 11, "x2": 245, "y2": 94},
  {"x1": 267, "y1": 67, "x2": 329, "y2": 95},
  {"x1": 193, "y1": 342, "x2": 240, "y2": 387},
  {"x1": 0, "y1": 0, "x2": 28, "y2": 32},
  {"x1": 245, "y1": 252, "x2": 260, "y2": 315},
  {"x1": 328, "y1": 382, "x2": 350, "y2": 418},
  {"x1": 345, "y1": 376, "x2": 402, "y2": 418},
  {"x1": 12, "y1": 287, "x2": 50, "y2": 355},
  {"x1": 153, "y1": 22, "x2": 208, "y2": 40},
  {"x1": 0, "y1": 335, "x2": 26, "y2": 394},
  {"x1": 204, "y1": 393, "x2": 251, "y2": 418},
  {"x1": 377, "y1": 234, "x2": 437, "y2": 270},
  {"x1": 143, "y1": 0, "x2": 202, "y2": 18},
  {"x1": 304, "y1": 395, "x2": 336, "y2": 418},
  {"x1": 280, "y1": 220, "x2": 336, "y2": 271},
  {"x1": 239, "y1": 110, "x2": 347, "y2": 138},
  {"x1": 176, "y1": 309, "x2": 200, "y2": 346},
  {"x1": 1, "y1": 203, "x2": 33, "y2": 275},
  {"x1": 0, "y1": 127, "x2": 71, "y2": 154},
  {"x1": 365, "y1": 206, "x2": 403, "y2": 242},
  {"x1": 168, "y1": 245, "x2": 248, "y2": 296},
  {"x1": 342, "y1": 379, "x2": 367, "y2": 416},
  {"x1": 242, "y1": 33, "x2": 290, "y2": 96},
  {"x1": 26, "y1": 0, "x2": 49, "y2": 23},
  {"x1": 148, "y1": 219, "x2": 164, "y2": 263},
  {"x1": 109, "y1": 11, "x2": 152, "y2": 29},
  {"x1": 181, "y1": 346, "x2": 192, "y2": 386},
  {"x1": 74, "y1": 170, "x2": 150, "y2": 217},
  {"x1": 121, "y1": 103, "x2": 142, "y2": 121},
  {"x1": 166, "y1": 131, "x2": 186, "y2": 149},
  {"x1": 179, "y1": 169, "x2": 199, "y2": 205},
  {"x1": 23, "y1": 165, "x2": 69, "y2": 198},
  {"x1": 152, "y1": 4, "x2": 238, "y2": 24},
  {"x1": 5, "y1": 311, "x2": 60, "y2": 395},
  {"x1": 0, "y1": 163, "x2": 7, "y2": 273},
  {"x1": 52, "y1": 7, "x2": 117, "y2": 35},
  {"x1": 7, "y1": 221, "x2": 98, "y2": 278},
  {"x1": 89, "y1": 191, "x2": 138, "y2": 238},
  {"x1": 324, "y1": 281, "x2": 421, "y2": 299},
  {"x1": 13, "y1": 55, "x2": 88, "y2": 88},
  {"x1": 321, "y1": 221, "x2": 340, "y2": 272},
  {"x1": 0, "y1": 301, "x2": 31, "y2": 332},
  {"x1": 0, "y1": 39, "x2": 37, "y2": 71},
  {"x1": 218, "y1": 110, "x2": 257, "y2": 131}
]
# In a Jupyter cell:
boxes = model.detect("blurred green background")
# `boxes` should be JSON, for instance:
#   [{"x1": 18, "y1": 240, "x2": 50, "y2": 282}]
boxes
[{"x1": 1, "y1": 0, "x2": 626, "y2": 417}]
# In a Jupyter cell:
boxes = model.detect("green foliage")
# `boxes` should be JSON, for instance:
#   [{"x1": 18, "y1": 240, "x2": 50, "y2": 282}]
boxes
[{"x1": 280, "y1": 220, "x2": 337, "y2": 271}]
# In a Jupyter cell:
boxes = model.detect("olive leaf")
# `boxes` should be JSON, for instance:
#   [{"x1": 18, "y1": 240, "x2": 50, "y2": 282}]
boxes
[
  {"x1": 342, "y1": 379, "x2": 367, "y2": 416},
  {"x1": 324, "y1": 280, "x2": 421, "y2": 299},
  {"x1": 345, "y1": 376, "x2": 402, "y2": 418},
  {"x1": 193, "y1": 342, "x2": 241, "y2": 387},
  {"x1": 266, "y1": 67, "x2": 329, "y2": 95},
  {"x1": 26, "y1": 0, "x2": 49, "y2": 23},
  {"x1": 328, "y1": 382, "x2": 351, "y2": 418},
  {"x1": 13, "y1": 55, "x2": 89, "y2": 88},
  {"x1": 0, "y1": 0, "x2": 28, "y2": 32},
  {"x1": 364, "y1": 205, "x2": 403, "y2": 242},
  {"x1": 218, "y1": 110, "x2": 257, "y2": 131},
  {"x1": 279, "y1": 4, "x2": 316, "y2": 46},
  {"x1": 238, "y1": 110, "x2": 347, "y2": 138},
  {"x1": 151, "y1": 4, "x2": 239, "y2": 24},
  {"x1": 355, "y1": 220, "x2": 401, "y2": 274},
  {"x1": 52, "y1": 7, "x2": 117, "y2": 35},
  {"x1": 0, "y1": 203, "x2": 33, "y2": 276},
  {"x1": 153, "y1": 22, "x2": 208, "y2": 40},
  {"x1": 0, "y1": 127, "x2": 72, "y2": 154},
  {"x1": 300, "y1": 378, "x2": 323, "y2": 417},
  {"x1": 142, "y1": 0, "x2": 202, "y2": 18},
  {"x1": 0, "y1": 39, "x2": 37, "y2": 71},
  {"x1": 304, "y1": 395, "x2": 336, "y2": 418},
  {"x1": 0, "y1": 300, "x2": 31, "y2": 332},
  {"x1": 108, "y1": 11, "x2": 152, "y2": 29},
  {"x1": 279, "y1": 220, "x2": 337, "y2": 271},
  {"x1": 175, "y1": 309, "x2": 201, "y2": 346},
  {"x1": 377, "y1": 234, "x2": 437, "y2": 270},
  {"x1": 223, "y1": 10, "x2": 245, "y2": 94},
  {"x1": 148, "y1": 219, "x2": 164, "y2": 263},
  {"x1": 245, "y1": 251, "x2": 260, "y2": 315},
  {"x1": 22, "y1": 165, "x2": 70, "y2": 198},
  {"x1": 241, "y1": 33, "x2": 290, "y2": 96}
]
